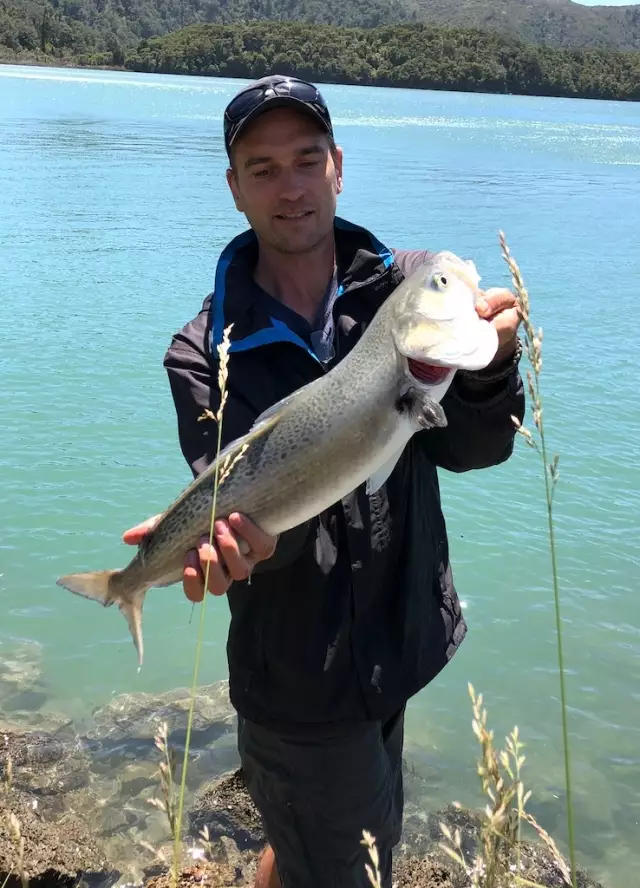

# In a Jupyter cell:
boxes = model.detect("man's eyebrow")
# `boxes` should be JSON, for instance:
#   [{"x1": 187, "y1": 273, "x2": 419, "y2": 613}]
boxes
[
  {"x1": 244, "y1": 155, "x2": 271, "y2": 170},
  {"x1": 243, "y1": 143, "x2": 325, "y2": 170},
  {"x1": 298, "y1": 144, "x2": 325, "y2": 157}
]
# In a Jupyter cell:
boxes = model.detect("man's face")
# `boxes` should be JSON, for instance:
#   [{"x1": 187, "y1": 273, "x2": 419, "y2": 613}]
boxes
[{"x1": 226, "y1": 107, "x2": 343, "y2": 255}]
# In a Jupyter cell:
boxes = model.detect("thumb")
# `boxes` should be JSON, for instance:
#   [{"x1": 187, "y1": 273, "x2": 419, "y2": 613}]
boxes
[
  {"x1": 477, "y1": 288, "x2": 516, "y2": 318},
  {"x1": 122, "y1": 513, "x2": 163, "y2": 545}
]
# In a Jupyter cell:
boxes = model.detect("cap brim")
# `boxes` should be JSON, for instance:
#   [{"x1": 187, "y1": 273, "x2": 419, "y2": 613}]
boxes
[{"x1": 226, "y1": 96, "x2": 332, "y2": 153}]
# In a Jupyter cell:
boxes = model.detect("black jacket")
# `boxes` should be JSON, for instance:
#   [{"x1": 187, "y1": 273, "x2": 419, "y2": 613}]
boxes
[{"x1": 163, "y1": 218, "x2": 525, "y2": 729}]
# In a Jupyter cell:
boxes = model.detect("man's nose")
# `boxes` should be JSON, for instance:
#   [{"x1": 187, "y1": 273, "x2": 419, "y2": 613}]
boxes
[{"x1": 277, "y1": 168, "x2": 306, "y2": 203}]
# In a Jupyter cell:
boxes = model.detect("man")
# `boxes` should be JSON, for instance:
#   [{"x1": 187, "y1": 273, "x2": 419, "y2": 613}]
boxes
[{"x1": 124, "y1": 75, "x2": 525, "y2": 888}]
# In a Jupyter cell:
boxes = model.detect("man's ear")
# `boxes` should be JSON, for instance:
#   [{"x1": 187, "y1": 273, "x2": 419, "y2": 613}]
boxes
[
  {"x1": 332, "y1": 144, "x2": 344, "y2": 195},
  {"x1": 226, "y1": 166, "x2": 244, "y2": 212}
]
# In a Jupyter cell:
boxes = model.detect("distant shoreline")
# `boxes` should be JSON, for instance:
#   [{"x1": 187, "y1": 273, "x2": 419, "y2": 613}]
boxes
[
  {"x1": 2, "y1": 57, "x2": 638, "y2": 105},
  {"x1": 2, "y1": 18, "x2": 640, "y2": 106}
]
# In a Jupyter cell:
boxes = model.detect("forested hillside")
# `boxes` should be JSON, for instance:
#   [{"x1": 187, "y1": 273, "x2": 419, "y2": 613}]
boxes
[
  {"x1": 1, "y1": 0, "x2": 640, "y2": 60},
  {"x1": 413, "y1": 0, "x2": 640, "y2": 52},
  {"x1": 123, "y1": 21, "x2": 640, "y2": 101},
  {"x1": 0, "y1": 0, "x2": 412, "y2": 60}
]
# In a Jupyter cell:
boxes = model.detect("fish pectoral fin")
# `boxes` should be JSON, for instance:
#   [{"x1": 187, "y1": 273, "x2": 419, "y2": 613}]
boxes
[
  {"x1": 366, "y1": 446, "x2": 407, "y2": 496},
  {"x1": 417, "y1": 398, "x2": 448, "y2": 430},
  {"x1": 400, "y1": 385, "x2": 449, "y2": 431}
]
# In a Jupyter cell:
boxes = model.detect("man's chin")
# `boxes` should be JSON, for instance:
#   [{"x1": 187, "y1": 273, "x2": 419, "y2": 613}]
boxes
[{"x1": 269, "y1": 224, "x2": 333, "y2": 255}]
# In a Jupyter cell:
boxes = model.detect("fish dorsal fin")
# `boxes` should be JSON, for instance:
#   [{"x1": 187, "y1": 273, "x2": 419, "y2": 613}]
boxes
[{"x1": 249, "y1": 377, "x2": 321, "y2": 434}]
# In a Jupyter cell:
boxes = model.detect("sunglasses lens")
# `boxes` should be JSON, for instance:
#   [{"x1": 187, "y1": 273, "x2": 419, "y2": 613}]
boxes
[
  {"x1": 227, "y1": 81, "x2": 326, "y2": 123},
  {"x1": 225, "y1": 86, "x2": 265, "y2": 123},
  {"x1": 285, "y1": 82, "x2": 320, "y2": 102}
]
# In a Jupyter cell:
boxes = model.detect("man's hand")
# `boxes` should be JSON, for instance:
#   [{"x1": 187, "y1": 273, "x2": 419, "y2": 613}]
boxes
[
  {"x1": 476, "y1": 288, "x2": 521, "y2": 365},
  {"x1": 122, "y1": 513, "x2": 278, "y2": 602}
]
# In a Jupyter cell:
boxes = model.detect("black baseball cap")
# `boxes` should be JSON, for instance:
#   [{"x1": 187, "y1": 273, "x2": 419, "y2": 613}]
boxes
[{"x1": 223, "y1": 74, "x2": 334, "y2": 157}]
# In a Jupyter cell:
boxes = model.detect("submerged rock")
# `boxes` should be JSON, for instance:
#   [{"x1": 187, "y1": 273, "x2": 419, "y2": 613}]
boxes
[
  {"x1": 0, "y1": 640, "x2": 44, "y2": 693},
  {"x1": 85, "y1": 681, "x2": 236, "y2": 765}
]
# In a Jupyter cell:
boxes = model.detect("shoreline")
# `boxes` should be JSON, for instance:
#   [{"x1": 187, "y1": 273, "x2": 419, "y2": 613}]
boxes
[
  {"x1": 2, "y1": 54, "x2": 639, "y2": 105},
  {"x1": 1, "y1": 720, "x2": 605, "y2": 888},
  {"x1": 0, "y1": 646, "x2": 607, "y2": 888}
]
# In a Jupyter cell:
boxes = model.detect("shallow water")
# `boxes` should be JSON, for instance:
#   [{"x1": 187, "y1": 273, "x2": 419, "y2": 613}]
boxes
[{"x1": 1, "y1": 65, "x2": 639, "y2": 886}]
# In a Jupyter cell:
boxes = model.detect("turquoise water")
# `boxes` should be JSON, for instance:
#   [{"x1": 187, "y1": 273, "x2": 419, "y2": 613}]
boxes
[{"x1": 1, "y1": 65, "x2": 639, "y2": 885}]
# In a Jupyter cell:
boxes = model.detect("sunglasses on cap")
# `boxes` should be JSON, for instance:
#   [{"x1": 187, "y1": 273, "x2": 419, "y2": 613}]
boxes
[{"x1": 223, "y1": 76, "x2": 333, "y2": 153}]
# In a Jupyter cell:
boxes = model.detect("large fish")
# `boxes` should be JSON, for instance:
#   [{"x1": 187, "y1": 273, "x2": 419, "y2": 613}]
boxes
[{"x1": 57, "y1": 251, "x2": 499, "y2": 667}]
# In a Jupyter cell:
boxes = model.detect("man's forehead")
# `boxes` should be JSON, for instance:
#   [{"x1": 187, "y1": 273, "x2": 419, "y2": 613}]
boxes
[
  {"x1": 234, "y1": 108, "x2": 330, "y2": 157},
  {"x1": 242, "y1": 142, "x2": 326, "y2": 170}
]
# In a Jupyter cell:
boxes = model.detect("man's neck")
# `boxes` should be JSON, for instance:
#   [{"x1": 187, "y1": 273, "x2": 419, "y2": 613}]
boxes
[{"x1": 254, "y1": 234, "x2": 336, "y2": 324}]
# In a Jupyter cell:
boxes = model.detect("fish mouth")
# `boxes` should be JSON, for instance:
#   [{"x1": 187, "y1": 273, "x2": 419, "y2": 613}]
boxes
[{"x1": 406, "y1": 358, "x2": 452, "y2": 385}]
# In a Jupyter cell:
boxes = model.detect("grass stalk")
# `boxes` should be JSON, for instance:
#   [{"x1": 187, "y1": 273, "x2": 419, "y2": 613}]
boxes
[
  {"x1": 1, "y1": 753, "x2": 27, "y2": 888},
  {"x1": 170, "y1": 324, "x2": 235, "y2": 887},
  {"x1": 440, "y1": 685, "x2": 571, "y2": 888},
  {"x1": 499, "y1": 232, "x2": 577, "y2": 888}
]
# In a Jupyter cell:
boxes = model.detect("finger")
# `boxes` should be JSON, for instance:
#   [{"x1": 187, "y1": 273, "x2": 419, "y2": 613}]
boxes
[
  {"x1": 476, "y1": 288, "x2": 517, "y2": 319},
  {"x1": 494, "y1": 307, "x2": 522, "y2": 339},
  {"x1": 197, "y1": 537, "x2": 231, "y2": 596},
  {"x1": 214, "y1": 520, "x2": 252, "y2": 582},
  {"x1": 183, "y1": 549, "x2": 205, "y2": 603},
  {"x1": 122, "y1": 513, "x2": 163, "y2": 546},
  {"x1": 228, "y1": 513, "x2": 278, "y2": 561}
]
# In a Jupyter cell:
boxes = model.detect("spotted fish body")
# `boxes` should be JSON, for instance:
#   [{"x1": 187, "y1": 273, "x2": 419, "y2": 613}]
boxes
[{"x1": 57, "y1": 251, "x2": 499, "y2": 667}]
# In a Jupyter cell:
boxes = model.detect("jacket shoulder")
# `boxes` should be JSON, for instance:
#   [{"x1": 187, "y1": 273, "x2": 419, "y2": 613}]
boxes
[
  {"x1": 391, "y1": 248, "x2": 436, "y2": 280},
  {"x1": 163, "y1": 293, "x2": 212, "y2": 370}
]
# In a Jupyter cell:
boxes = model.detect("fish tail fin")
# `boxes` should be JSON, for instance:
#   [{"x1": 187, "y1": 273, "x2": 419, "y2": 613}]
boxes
[
  {"x1": 56, "y1": 570, "x2": 147, "y2": 670},
  {"x1": 118, "y1": 591, "x2": 146, "y2": 673},
  {"x1": 56, "y1": 569, "x2": 120, "y2": 606}
]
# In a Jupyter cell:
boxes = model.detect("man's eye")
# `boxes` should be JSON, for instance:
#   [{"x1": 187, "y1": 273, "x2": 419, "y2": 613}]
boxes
[{"x1": 253, "y1": 169, "x2": 269, "y2": 179}]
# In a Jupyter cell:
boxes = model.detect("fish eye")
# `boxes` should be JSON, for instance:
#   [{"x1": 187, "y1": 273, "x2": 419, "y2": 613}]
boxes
[{"x1": 432, "y1": 272, "x2": 448, "y2": 290}]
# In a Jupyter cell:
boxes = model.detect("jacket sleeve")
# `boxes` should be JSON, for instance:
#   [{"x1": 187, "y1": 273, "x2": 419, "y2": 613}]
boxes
[
  {"x1": 392, "y1": 248, "x2": 526, "y2": 473},
  {"x1": 162, "y1": 301, "x2": 315, "y2": 572}
]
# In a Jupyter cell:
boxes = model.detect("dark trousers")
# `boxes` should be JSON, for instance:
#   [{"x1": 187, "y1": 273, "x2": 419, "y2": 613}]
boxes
[{"x1": 237, "y1": 707, "x2": 405, "y2": 888}]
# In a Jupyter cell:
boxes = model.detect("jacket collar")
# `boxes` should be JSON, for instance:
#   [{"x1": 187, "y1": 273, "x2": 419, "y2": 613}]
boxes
[{"x1": 209, "y1": 217, "x2": 395, "y2": 362}]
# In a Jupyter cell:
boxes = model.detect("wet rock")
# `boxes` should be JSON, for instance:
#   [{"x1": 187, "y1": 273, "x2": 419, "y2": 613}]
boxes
[
  {"x1": 145, "y1": 860, "x2": 239, "y2": 888},
  {"x1": 189, "y1": 769, "x2": 265, "y2": 852},
  {"x1": 401, "y1": 803, "x2": 604, "y2": 888},
  {"x1": 393, "y1": 858, "x2": 455, "y2": 888},
  {"x1": 0, "y1": 728, "x2": 91, "y2": 798},
  {"x1": 142, "y1": 834, "x2": 260, "y2": 888},
  {"x1": 1, "y1": 729, "x2": 74, "y2": 769},
  {"x1": 0, "y1": 789, "x2": 114, "y2": 886}
]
